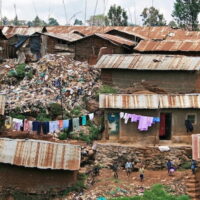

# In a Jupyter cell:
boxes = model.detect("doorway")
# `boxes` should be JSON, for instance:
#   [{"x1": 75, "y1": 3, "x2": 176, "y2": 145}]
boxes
[{"x1": 159, "y1": 113, "x2": 172, "y2": 140}]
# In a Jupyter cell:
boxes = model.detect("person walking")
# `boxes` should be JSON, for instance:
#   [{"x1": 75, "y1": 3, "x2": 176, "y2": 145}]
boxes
[
  {"x1": 112, "y1": 162, "x2": 119, "y2": 179},
  {"x1": 166, "y1": 160, "x2": 173, "y2": 175},
  {"x1": 191, "y1": 159, "x2": 197, "y2": 174},
  {"x1": 139, "y1": 165, "x2": 145, "y2": 182},
  {"x1": 125, "y1": 160, "x2": 133, "y2": 177}
]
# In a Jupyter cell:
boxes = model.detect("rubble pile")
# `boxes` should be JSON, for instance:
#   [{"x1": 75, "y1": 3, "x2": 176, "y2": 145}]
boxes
[{"x1": 0, "y1": 54, "x2": 101, "y2": 115}]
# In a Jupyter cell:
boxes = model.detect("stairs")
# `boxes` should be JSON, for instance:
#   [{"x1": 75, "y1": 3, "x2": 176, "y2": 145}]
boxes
[{"x1": 186, "y1": 172, "x2": 200, "y2": 200}]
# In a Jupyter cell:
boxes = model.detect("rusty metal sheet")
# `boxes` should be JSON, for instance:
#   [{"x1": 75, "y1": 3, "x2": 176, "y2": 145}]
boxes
[
  {"x1": 100, "y1": 94, "x2": 200, "y2": 109},
  {"x1": 192, "y1": 134, "x2": 200, "y2": 160},
  {"x1": 99, "y1": 94, "x2": 159, "y2": 109},
  {"x1": 160, "y1": 94, "x2": 200, "y2": 108},
  {"x1": 2, "y1": 26, "x2": 44, "y2": 39},
  {"x1": 135, "y1": 40, "x2": 200, "y2": 52},
  {"x1": 95, "y1": 54, "x2": 200, "y2": 71},
  {"x1": 0, "y1": 94, "x2": 6, "y2": 115},
  {"x1": 43, "y1": 32, "x2": 83, "y2": 42},
  {"x1": 0, "y1": 138, "x2": 81, "y2": 170}
]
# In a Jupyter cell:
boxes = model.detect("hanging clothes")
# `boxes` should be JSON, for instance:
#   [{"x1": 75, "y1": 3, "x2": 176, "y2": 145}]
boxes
[
  {"x1": 81, "y1": 115, "x2": 87, "y2": 126},
  {"x1": 159, "y1": 114, "x2": 166, "y2": 136},
  {"x1": 4, "y1": 116, "x2": 12, "y2": 129},
  {"x1": 63, "y1": 119, "x2": 69, "y2": 130},
  {"x1": 72, "y1": 118, "x2": 80, "y2": 131},
  {"x1": 130, "y1": 114, "x2": 140, "y2": 122},
  {"x1": 124, "y1": 113, "x2": 131, "y2": 124},
  {"x1": 89, "y1": 113, "x2": 94, "y2": 121},
  {"x1": 58, "y1": 120, "x2": 63, "y2": 130},
  {"x1": 12, "y1": 118, "x2": 23, "y2": 131},
  {"x1": 120, "y1": 112, "x2": 124, "y2": 119},
  {"x1": 41, "y1": 122, "x2": 50, "y2": 135},
  {"x1": 138, "y1": 116, "x2": 154, "y2": 131},
  {"x1": 24, "y1": 119, "x2": 30, "y2": 132},
  {"x1": 49, "y1": 121, "x2": 59, "y2": 133},
  {"x1": 185, "y1": 120, "x2": 193, "y2": 133}
]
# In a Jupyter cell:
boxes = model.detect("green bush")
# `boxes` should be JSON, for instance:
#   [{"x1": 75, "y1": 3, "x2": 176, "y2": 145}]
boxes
[
  {"x1": 8, "y1": 64, "x2": 26, "y2": 80},
  {"x1": 180, "y1": 161, "x2": 191, "y2": 170},
  {"x1": 97, "y1": 85, "x2": 117, "y2": 94},
  {"x1": 48, "y1": 103, "x2": 63, "y2": 119},
  {"x1": 58, "y1": 129, "x2": 70, "y2": 140},
  {"x1": 71, "y1": 106, "x2": 82, "y2": 117},
  {"x1": 110, "y1": 184, "x2": 190, "y2": 200}
]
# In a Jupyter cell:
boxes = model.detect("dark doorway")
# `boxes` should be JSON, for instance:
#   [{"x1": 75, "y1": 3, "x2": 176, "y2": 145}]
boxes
[{"x1": 159, "y1": 113, "x2": 172, "y2": 140}]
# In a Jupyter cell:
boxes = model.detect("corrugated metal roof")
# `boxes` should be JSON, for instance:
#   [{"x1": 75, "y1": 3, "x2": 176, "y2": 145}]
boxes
[
  {"x1": 42, "y1": 32, "x2": 83, "y2": 42},
  {"x1": 95, "y1": 54, "x2": 200, "y2": 71},
  {"x1": 71, "y1": 33, "x2": 136, "y2": 46},
  {"x1": 100, "y1": 94, "x2": 200, "y2": 109},
  {"x1": 2, "y1": 26, "x2": 45, "y2": 39},
  {"x1": 135, "y1": 40, "x2": 200, "y2": 52},
  {"x1": 0, "y1": 94, "x2": 6, "y2": 115},
  {"x1": 0, "y1": 138, "x2": 81, "y2": 170},
  {"x1": 46, "y1": 26, "x2": 174, "y2": 40},
  {"x1": 96, "y1": 33, "x2": 136, "y2": 46}
]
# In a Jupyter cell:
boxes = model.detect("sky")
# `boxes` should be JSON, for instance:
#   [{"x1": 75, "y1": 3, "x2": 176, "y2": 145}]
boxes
[{"x1": 2, "y1": 0, "x2": 176, "y2": 25}]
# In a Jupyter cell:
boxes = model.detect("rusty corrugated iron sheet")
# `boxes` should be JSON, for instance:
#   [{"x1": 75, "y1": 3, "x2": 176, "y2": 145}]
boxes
[
  {"x1": 135, "y1": 40, "x2": 200, "y2": 52},
  {"x1": 192, "y1": 134, "x2": 200, "y2": 160},
  {"x1": 42, "y1": 32, "x2": 83, "y2": 42},
  {"x1": 100, "y1": 94, "x2": 200, "y2": 109},
  {"x1": 95, "y1": 54, "x2": 200, "y2": 71},
  {"x1": 2, "y1": 26, "x2": 45, "y2": 39},
  {"x1": 0, "y1": 138, "x2": 81, "y2": 170},
  {"x1": 96, "y1": 33, "x2": 136, "y2": 46},
  {"x1": 100, "y1": 94, "x2": 159, "y2": 109},
  {"x1": 0, "y1": 94, "x2": 6, "y2": 115},
  {"x1": 46, "y1": 26, "x2": 174, "y2": 40}
]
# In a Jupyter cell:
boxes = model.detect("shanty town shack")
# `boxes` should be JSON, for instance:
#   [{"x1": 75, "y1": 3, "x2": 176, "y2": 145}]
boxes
[
  {"x1": 70, "y1": 34, "x2": 136, "y2": 64},
  {"x1": 192, "y1": 134, "x2": 200, "y2": 160},
  {"x1": 100, "y1": 94, "x2": 200, "y2": 145},
  {"x1": 96, "y1": 54, "x2": 200, "y2": 145},
  {"x1": 97, "y1": 54, "x2": 200, "y2": 94},
  {"x1": 0, "y1": 138, "x2": 81, "y2": 193}
]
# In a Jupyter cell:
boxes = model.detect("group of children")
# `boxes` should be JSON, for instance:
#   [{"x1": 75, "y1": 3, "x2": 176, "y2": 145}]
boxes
[{"x1": 111, "y1": 159, "x2": 198, "y2": 181}]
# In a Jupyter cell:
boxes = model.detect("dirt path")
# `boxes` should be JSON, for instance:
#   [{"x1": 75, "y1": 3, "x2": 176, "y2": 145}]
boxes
[{"x1": 67, "y1": 168, "x2": 190, "y2": 200}]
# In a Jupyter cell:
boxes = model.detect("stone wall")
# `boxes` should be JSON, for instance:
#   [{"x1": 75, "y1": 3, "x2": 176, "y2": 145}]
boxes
[{"x1": 95, "y1": 143, "x2": 192, "y2": 169}]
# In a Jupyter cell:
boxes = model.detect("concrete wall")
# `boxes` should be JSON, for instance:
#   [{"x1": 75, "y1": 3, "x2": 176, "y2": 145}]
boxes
[
  {"x1": 73, "y1": 36, "x2": 130, "y2": 62},
  {"x1": 0, "y1": 163, "x2": 77, "y2": 194},
  {"x1": 104, "y1": 109, "x2": 200, "y2": 144},
  {"x1": 101, "y1": 69, "x2": 199, "y2": 93}
]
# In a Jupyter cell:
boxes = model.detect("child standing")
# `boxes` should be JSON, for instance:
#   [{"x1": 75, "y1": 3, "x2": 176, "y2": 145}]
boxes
[{"x1": 139, "y1": 165, "x2": 145, "y2": 182}]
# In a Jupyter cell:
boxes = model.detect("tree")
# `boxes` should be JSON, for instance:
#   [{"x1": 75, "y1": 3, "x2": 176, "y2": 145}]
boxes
[
  {"x1": 172, "y1": 0, "x2": 200, "y2": 30},
  {"x1": 87, "y1": 14, "x2": 108, "y2": 26},
  {"x1": 32, "y1": 16, "x2": 47, "y2": 26},
  {"x1": 13, "y1": 15, "x2": 20, "y2": 26},
  {"x1": 48, "y1": 17, "x2": 59, "y2": 26},
  {"x1": 2, "y1": 17, "x2": 9, "y2": 25},
  {"x1": 74, "y1": 19, "x2": 83, "y2": 25},
  {"x1": 140, "y1": 7, "x2": 166, "y2": 26},
  {"x1": 107, "y1": 4, "x2": 128, "y2": 26},
  {"x1": 168, "y1": 20, "x2": 177, "y2": 28}
]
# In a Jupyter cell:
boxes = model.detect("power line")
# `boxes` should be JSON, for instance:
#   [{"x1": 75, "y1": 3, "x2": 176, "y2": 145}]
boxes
[
  {"x1": 84, "y1": 0, "x2": 87, "y2": 24},
  {"x1": 93, "y1": 0, "x2": 99, "y2": 26}
]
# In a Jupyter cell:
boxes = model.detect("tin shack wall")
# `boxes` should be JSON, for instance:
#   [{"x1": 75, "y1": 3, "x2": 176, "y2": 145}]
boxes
[
  {"x1": 101, "y1": 69, "x2": 199, "y2": 93},
  {"x1": 105, "y1": 109, "x2": 200, "y2": 144},
  {"x1": 73, "y1": 36, "x2": 130, "y2": 62}
]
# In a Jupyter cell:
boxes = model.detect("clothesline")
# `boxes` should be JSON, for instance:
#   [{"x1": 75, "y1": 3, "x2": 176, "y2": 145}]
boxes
[
  {"x1": 108, "y1": 112, "x2": 160, "y2": 132},
  {"x1": 4, "y1": 113, "x2": 95, "y2": 135},
  {"x1": 121, "y1": 112, "x2": 160, "y2": 131}
]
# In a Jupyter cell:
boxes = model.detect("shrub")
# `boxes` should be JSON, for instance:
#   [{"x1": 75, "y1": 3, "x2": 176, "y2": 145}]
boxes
[
  {"x1": 8, "y1": 64, "x2": 26, "y2": 80},
  {"x1": 97, "y1": 85, "x2": 117, "y2": 94},
  {"x1": 48, "y1": 103, "x2": 63, "y2": 119},
  {"x1": 71, "y1": 106, "x2": 82, "y2": 117},
  {"x1": 110, "y1": 184, "x2": 190, "y2": 200},
  {"x1": 180, "y1": 161, "x2": 191, "y2": 170}
]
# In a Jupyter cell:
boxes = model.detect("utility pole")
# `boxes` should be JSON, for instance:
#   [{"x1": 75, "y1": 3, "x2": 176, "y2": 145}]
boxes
[
  {"x1": 84, "y1": 0, "x2": 87, "y2": 25},
  {"x1": 63, "y1": 0, "x2": 68, "y2": 25},
  {"x1": 0, "y1": 0, "x2": 2, "y2": 25}
]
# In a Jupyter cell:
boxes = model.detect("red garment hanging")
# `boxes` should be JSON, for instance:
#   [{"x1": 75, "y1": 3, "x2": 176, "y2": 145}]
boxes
[{"x1": 159, "y1": 113, "x2": 166, "y2": 136}]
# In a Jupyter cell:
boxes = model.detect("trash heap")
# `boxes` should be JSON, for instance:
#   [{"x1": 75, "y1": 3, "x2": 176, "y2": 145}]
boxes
[{"x1": 0, "y1": 54, "x2": 101, "y2": 115}]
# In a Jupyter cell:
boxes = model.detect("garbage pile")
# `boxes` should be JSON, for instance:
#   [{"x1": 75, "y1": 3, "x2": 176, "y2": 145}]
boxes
[{"x1": 0, "y1": 54, "x2": 101, "y2": 115}]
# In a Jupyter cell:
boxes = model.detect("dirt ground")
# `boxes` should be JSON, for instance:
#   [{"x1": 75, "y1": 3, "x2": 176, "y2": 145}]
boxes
[{"x1": 67, "y1": 168, "x2": 190, "y2": 200}]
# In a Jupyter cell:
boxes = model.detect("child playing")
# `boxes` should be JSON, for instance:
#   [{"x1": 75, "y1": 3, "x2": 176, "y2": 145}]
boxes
[{"x1": 139, "y1": 165, "x2": 145, "y2": 182}]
